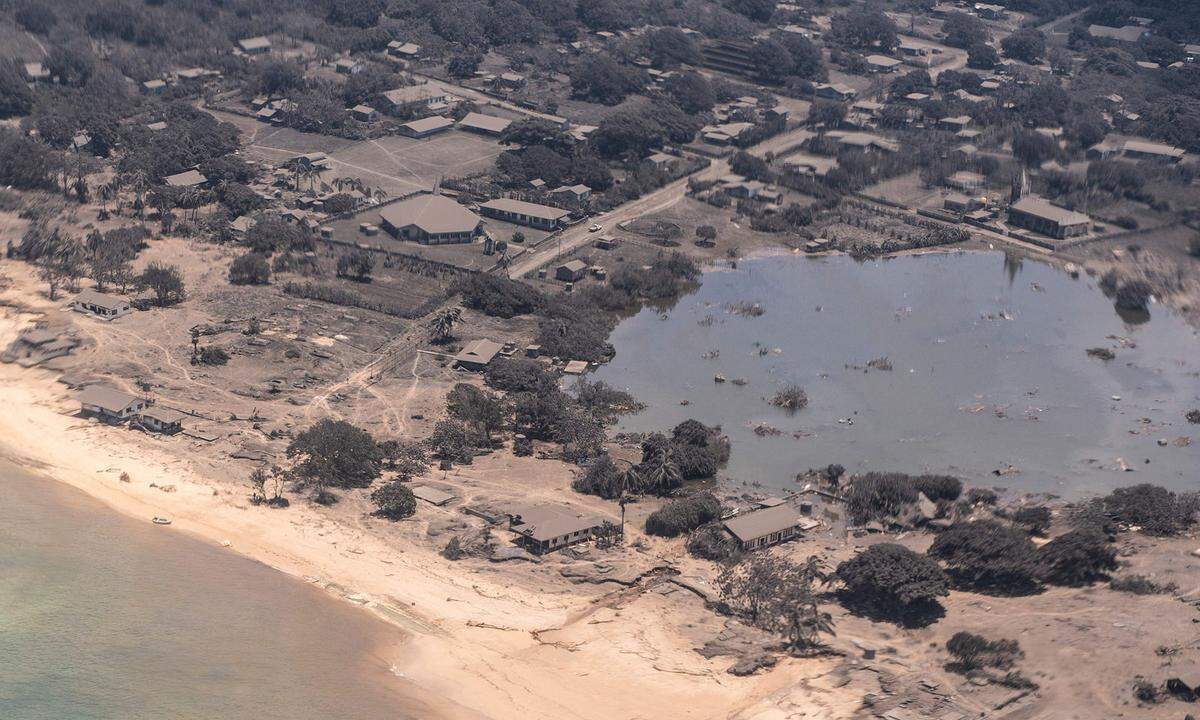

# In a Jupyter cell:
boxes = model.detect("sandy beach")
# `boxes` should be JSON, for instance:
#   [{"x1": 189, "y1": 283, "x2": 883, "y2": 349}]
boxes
[{"x1": 0, "y1": 278, "x2": 860, "y2": 720}]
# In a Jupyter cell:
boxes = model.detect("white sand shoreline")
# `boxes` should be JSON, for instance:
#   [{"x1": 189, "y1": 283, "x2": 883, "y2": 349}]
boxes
[{"x1": 0, "y1": 295, "x2": 846, "y2": 720}]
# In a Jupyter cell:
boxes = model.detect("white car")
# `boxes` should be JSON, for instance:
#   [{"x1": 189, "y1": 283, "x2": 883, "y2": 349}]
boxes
[{"x1": 588, "y1": 223, "x2": 603, "y2": 232}]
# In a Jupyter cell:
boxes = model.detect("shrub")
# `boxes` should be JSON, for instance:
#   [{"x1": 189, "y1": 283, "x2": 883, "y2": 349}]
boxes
[
  {"x1": 1035, "y1": 529, "x2": 1118, "y2": 586},
  {"x1": 845, "y1": 473, "x2": 920, "y2": 524},
  {"x1": 668, "y1": 419, "x2": 729, "y2": 480},
  {"x1": 196, "y1": 346, "x2": 230, "y2": 365},
  {"x1": 1114, "y1": 280, "x2": 1152, "y2": 311},
  {"x1": 572, "y1": 453, "x2": 626, "y2": 499},
  {"x1": 645, "y1": 492, "x2": 722, "y2": 537},
  {"x1": 928, "y1": 520, "x2": 1041, "y2": 594},
  {"x1": 456, "y1": 274, "x2": 544, "y2": 318},
  {"x1": 686, "y1": 523, "x2": 739, "y2": 561},
  {"x1": 913, "y1": 475, "x2": 963, "y2": 503},
  {"x1": 945, "y1": 632, "x2": 1023, "y2": 674},
  {"x1": 1109, "y1": 574, "x2": 1178, "y2": 595},
  {"x1": 336, "y1": 249, "x2": 374, "y2": 281},
  {"x1": 1103, "y1": 484, "x2": 1192, "y2": 536},
  {"x1": 1011, "y1": 505, "x2": 1053, "y2": 536},
  {"x1": 967, "y1": 487, "x2": 998, "y2": 505},
  {"x1": 484, "y1": 358, "x2": 556, "y2": 393},
  {"x1": 1068, "y1": 498, "x2": 1119, "y2": 538},
  {"x1": 371, "y1": 481, "x2": 416, "y2": 520},
  {"x1": 771, "y1": 383, "x2": 808, "y2": 412},
  {"x1": 228, "y1": 252, "x2": 271, "y2": 285},
  {"x1": 1187, "y1": 409, "x2": 1200, "y2": 424},
  {"x1": 513, "y1": 435, "x2": 533, "y2": 456},
  {"x1": 835, "y1": 543, "x2": 949, "y2": 625}
]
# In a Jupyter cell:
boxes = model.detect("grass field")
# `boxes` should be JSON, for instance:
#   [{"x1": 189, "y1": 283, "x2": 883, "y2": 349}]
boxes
[{"x1": 233, "y1": 117, "x2": 505, "y2": 198}]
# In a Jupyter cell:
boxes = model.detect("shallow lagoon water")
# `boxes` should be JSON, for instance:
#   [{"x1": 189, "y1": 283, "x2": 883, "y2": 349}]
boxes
[
  {"x1": 0, "y1": 460, "x2": 426, "y2": 720},
  {"x1": 593, "y1": 251, "x2": 1199, "y2": 497}
]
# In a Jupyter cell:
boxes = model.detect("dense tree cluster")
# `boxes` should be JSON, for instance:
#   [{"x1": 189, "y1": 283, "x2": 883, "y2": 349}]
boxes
[
  {"x1": 836, "y1": 543, "x2": 949, "y2": 626},
  {"x1": 645, "y1": 491, "x2": 723, "y2": 537},
  {"x1": 286, "y1": 419, "x2": 383, "y2": 503}
]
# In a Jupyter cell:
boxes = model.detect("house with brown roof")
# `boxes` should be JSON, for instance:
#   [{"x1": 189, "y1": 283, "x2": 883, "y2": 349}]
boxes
[
  {"x1": 479, "y1": 198, "x2": 570, "y2": 230},
  {"x1": 379, "y1": 194, "x2": 482, "y2": 244},
  {"x1": 72, "y1": 289, "x2": 132, "y2": 320},
  {"x1": 79, "y1": 386, "x2": 149, "y2": 423},
  {"x1": 454, "y1": 339, "x2": 504, "y2": 371},
  {"x1": 163, "y1": 168, "x2": 208, "y2": 188},
  {"x1": 722, "y1": 503, "x2": 813, "y2": 551},
  {"x1": 457, "y1": 112, "x2": 511, "y2": 136},
  {"x1": 1007, "y1": 196, "x2": 1090, "y2": 239},
  {"x1": 508, "y1": 504, "x2": 608, "y2": 554},
  {"x1": 238, "y1": 36, "x2": 272, "y2": 54},
  {"x1": 136, "y1": 406, "x2": 187, "y2": 434},
  {"x1": 382, "y1": 84, "x2": 450, "y2": 110},
  {"x1": 399, "y1": 115, "x2": 455, "y2": 138}
]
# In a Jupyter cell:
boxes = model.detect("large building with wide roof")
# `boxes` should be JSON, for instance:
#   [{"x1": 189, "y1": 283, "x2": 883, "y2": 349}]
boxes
[{"x1": 378, "y1": 194, "x2": 482, "y2": 245}]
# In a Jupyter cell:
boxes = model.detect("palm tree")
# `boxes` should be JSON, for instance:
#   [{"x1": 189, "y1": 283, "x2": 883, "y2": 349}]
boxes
[
  {"x1": 429, "y1": 307, "x2": 462, "y2": 341},
  {"x1": 637, "y1": 437, "x2": 682, "y2": 496}
]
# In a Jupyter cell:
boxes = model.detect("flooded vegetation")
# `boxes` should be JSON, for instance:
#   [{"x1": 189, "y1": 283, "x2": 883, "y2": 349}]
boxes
[{"x1": 594, "y1": 251, "x2": 1200, "y2": 497}]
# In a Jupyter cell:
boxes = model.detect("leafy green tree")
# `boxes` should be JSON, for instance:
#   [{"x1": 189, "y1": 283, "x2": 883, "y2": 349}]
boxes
[
  {"x1": 446, "y1": 383, "x2": 507, "y2": 444},
  {"x1": 664, "y1": 72, "x2": 716, "y2": 114},
  {"x1": 137, "y1": 262, "x2": 185, "y2": 306},
  {"x1": 569, "y1": 54, "x2": 644, "y2": 105},
  {"x1": 942, "y1": 11, "x2": 989, "y2": 49},
  {"x1": 928, "y1": 520, "x2": 1042, "y2": 594},
  {"x1": 725, "y1": 0, "x2": 776, "y2": 22},
  {"x1": 831, "y1": 7, "x2": 899, "y2": 52},
  {"x1": 228, "y1": 253, "x2": 271, "y2": 285},
  {"x1": 1035, "y1": 529, "x2": 1118, "y2": 586},
  {"x1": 371, "y1": 481, "x2": 417, "y2": 519},
  {"x1": 1001, "y1": 28, "x2": 1046, "y2": 64},
  {"x1": 645, "y1": 27, "x2": 700, "y2": 67},
  {"x1": 428, "y1": 419, "x2": 475, "y2": 464},
  {"x1": 836, "y1": 543, "x2": 949, "y2": 625},
  {"x1": 287, "y1": 419, "x2": 383, "y2": 500},
  {"x1": 749, "y1": 39, "x2": 793, "y2": 84},
  {"x1": 0, "y1": 60, "x2": 34, "y2": 118}
]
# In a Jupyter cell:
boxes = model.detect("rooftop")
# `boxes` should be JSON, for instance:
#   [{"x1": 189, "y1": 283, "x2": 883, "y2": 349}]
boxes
[
  {"x1": 457, "y1": 112, "x2": 511, "y2": 134},
  {"x1": 723, "y1": 504, "x2": 806, "y2": 543},
  {"x1": 379, "y1": 194, "x2": 481, "y2": 236},
  {"x1": 74, "y1": 288, "x2": 130, "y2": 311},
  {"x1": 79, "y1": 385, "x2": 143, "y2": 413},
  {"x1": 480, "y1": 198, "x2": 570, "y2": 222},
  {"x1": 1011, "y1": 196, "x2": 1090, "y2": 226},
  {"x1": 401, "y1": 116, "x2": 454, "y2": 134},
  {"x1": 163, "y1": 169, "x2": 207, "y2": 187},
  {"x1": 455, "y1": 339, "x2": 504, "y2": 367},
  {"x1": 509, "y1": 504, "x2": 606, "y2": 543}
]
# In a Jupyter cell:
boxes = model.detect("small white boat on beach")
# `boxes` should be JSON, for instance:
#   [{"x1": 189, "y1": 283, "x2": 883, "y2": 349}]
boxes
[{"x1": 152, "y1": 516, "x2": 172, "y2": 525}]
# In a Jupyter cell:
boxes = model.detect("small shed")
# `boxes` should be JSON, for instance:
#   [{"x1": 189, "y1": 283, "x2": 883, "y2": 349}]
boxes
[
  {"x1": 555, "y1": 260, "x2": 588, "y2": 282},
  {"x1": 412, "y1": 485, "x2": 457, "y2": 506}
]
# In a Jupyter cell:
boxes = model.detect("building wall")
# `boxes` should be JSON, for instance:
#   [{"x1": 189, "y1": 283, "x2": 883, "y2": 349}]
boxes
[
  {"x1": 480, "y1": 207, "x2": 560, "y2": 230},
  {"x1": 1008, "y1": 209, "x2": 1089, "y2": 239}
]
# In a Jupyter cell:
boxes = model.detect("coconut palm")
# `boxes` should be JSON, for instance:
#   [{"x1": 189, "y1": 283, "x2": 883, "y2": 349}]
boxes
[{"x1": 429, "y1": 307, "x2": 462, "y2": 342}]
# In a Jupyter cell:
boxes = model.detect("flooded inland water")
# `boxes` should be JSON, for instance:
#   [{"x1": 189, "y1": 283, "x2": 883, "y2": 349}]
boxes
[
  {"x1": 593, "y1": 251, "x2": 1200, "y2": 498},
  {"x1": 0, "y1": 460, "x2": 432, "y2": 720}
]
